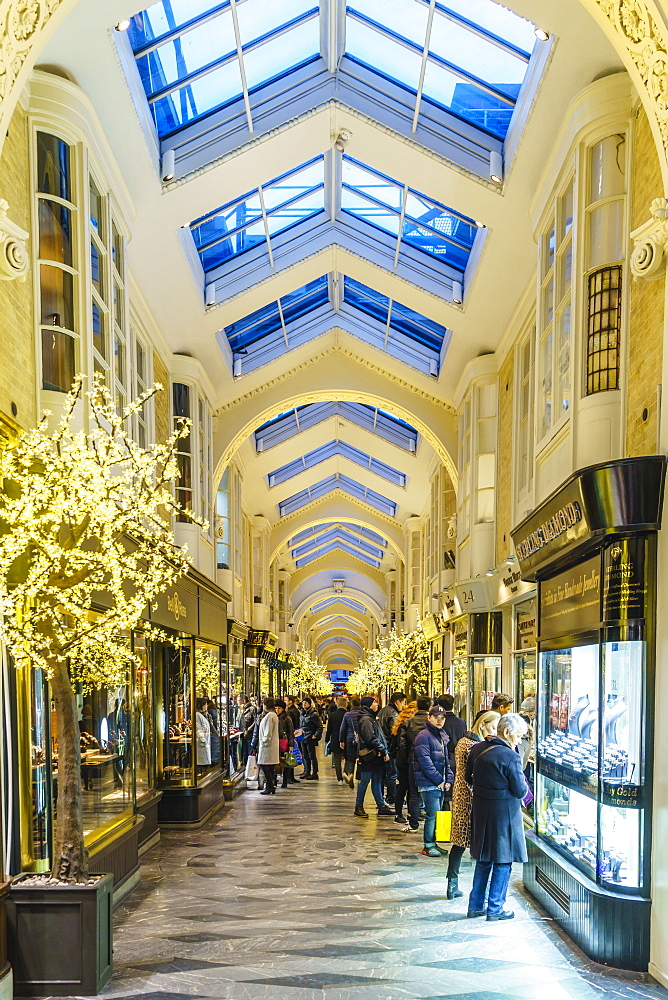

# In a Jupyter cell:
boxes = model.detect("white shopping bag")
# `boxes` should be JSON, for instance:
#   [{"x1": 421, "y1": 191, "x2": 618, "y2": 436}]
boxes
[{"x1": 245, "y1": 754, "x2": 258, "y2": 781}]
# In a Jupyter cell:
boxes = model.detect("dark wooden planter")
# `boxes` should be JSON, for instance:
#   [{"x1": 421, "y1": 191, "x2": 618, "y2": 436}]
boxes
[{"x1": 7, "y1": 872, "x2": 113, "y2": 996}]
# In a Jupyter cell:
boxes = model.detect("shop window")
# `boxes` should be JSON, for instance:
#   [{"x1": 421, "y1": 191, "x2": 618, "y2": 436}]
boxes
[
  {"x1": 515, "y1": 327, "x2": 535, "y2": 503},
  {"x1": 458, "y1": 399, "x2": 471, "y2": 539},
  {"x1": 36, "y1": 132, "x2": 78, "y2": 393},
  {"x1": 156, "y1": 636, "x2": 194, "y2": 785},
  {"x1": 586, "y1": 266, "x2": 622, "y2": 394},
  {"x1": 173, "y1": 382, "x2": 192, "y2": 520},
  {"x1": 538, "y1": 176, "x2": 573, "y2": 441},
  {"x1": 132, "y1": 629, "x2": 154, "y2": 799},
  {"x1": 195, "y1": 641, "x2": 224, "y2": 778},
  {"x1": 76, "y1": 677, "x2": 133, "y2": 836},
  {"x1": 216, "y1": 468, "x2": 231, "y2": 570}
]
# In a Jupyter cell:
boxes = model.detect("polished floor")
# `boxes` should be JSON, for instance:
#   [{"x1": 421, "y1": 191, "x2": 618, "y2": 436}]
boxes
[{"x1": 65, "y1": 760, "x2": 668, "y2": 1000}]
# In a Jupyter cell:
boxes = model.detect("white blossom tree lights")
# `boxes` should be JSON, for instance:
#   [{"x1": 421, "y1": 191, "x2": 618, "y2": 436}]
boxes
[{"x1": 0, "y1": 375, "x2": 200, "y2": 882}]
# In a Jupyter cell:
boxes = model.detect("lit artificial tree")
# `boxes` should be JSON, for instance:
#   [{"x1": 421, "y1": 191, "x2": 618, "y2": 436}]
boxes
[
  {"x1": 288, "y1": 649, "x2": 332, "y2": 696},
  {"x1": 195, "y1": 647, "x2": 221, "y2": 697},
  {"x1": 0, "y1": 375, "x2": 198, "y2": 883}
]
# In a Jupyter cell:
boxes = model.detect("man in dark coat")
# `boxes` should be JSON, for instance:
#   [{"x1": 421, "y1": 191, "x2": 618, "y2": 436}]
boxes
[
  {"x1": 354, "y1": 697, "x2": 393, "y2": 818},
  {"x1": 339, "y1": 696, "x2": 361, "y2": 788},
  {"x1": 400, "y1": 696, "x2": 431, "y2": 832},
  {"x1": 286, "y1": 696, "x2": 301, "y2": 732},
  {"x1": 325, "y1": 696, "x2": 347, "y2": 784},
  {"x1": 465, "y1": 713, "x2": 529, "y2": 921},
  {"x1": 377, "y1": 691, "x2": 406, "y2": 806},
  {"x1": 297, "y1": 697, "x2": 323, "y2": 779},
  {"x1": 438, "y1": 693, "x2": 466, "y2": 783}
]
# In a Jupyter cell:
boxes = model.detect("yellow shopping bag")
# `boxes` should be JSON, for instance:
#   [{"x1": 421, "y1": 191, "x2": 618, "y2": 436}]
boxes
[{"x1": 435, "y1": 810, "x2": 452, "y2": 843}]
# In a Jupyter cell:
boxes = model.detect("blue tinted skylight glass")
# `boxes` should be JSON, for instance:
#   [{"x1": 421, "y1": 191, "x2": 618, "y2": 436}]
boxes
[
  {"x1": 340, "y1": 522, "x2": 387, "y2": 546},
  {"x1": 191, "y1": 157, "x2": 324, "y2": 272},
  {"x1": 129, "y1": 0, "x2": 320, "y2": 137},
  {"x1": 296, "y1": 541, "x2": 381, "y2": 569},
  {"x1": 344, "y1": 0, "x2": 534, "y2": 139},
  {"x1": 269, "y1": 439, "x2": 406, "y2": 488},
  {"x1": 343, "y1": 276, "x2": 445, "y2": 353},
  {"x1": 341, "y1": 157, "x2": 475, "y2": 271},
  {"x1": 292, "y1": 528, "x2": 384, "y2": 560},
  {"x1": 224, "y1": 276, "x2": 328, "y2": 353},
  {"x1": 255, "y1": 402, "x2": 418, "y2": 452},
  {"x1": 311, "y1": 596, "x2": 367, "y2": 614},
  {"x1": 278, "y1": 473, "x2": 397, "y2": 517}
]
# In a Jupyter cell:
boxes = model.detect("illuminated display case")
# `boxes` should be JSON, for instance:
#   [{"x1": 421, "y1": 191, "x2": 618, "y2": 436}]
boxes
[{"x1": 511, "y1": 457, "x2": 665, "y2": 973}]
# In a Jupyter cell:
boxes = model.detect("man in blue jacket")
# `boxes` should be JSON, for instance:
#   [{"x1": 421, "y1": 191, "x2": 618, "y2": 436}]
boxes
[{"x1": 413, "y1": 705, "x2": 454, "y2": 857}]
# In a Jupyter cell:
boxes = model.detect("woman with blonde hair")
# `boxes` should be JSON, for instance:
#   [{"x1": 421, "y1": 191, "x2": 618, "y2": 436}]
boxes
[
  {"x1": 446, "y1": 710, "x2": 500, "y2": 899},
  {"x1": 391, "y1": 700, "x2": 418, "y2": 825}
]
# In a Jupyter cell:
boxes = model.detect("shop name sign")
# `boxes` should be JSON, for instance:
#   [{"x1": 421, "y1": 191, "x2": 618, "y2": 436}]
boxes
[
  {"x1": 540, "y1": 556, "x2": 601, "y2": 639},
  {"x1": 515, "y1": 501, "x2": 583, "y2": 563},
  {"x1": 167, "y1": 592, "x2": 187, "y2": 621}
]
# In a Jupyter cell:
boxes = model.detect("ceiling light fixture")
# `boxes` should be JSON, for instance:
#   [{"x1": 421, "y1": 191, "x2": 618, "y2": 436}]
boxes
[
  {"x1": 485, "y1": 567, "x2": 495, "y2": 577},
  {"x1": 534, "y1": 26, "x2": 550, "y2": 41},
  {"x1": 161, "y1": 149, "x2": 175, "y2": 182},
  {"x1": 334, "y1": 129, "x2": 352, "y2": 152},
  {"x1": 475, "y1": 220, "x2": 486, "y2": 229},
  {"x1": 451, "y1": 280, "x2": 463, "y2": 305},
  {"x1": 489, "y1": 150, "x2": 503, "y2": 184},
  {"x1": 205, "y1": 283, "x2": 216, "y2": 307},
  {"x1": 115, "y1": 19, "x2": 131, "y2": 30}
]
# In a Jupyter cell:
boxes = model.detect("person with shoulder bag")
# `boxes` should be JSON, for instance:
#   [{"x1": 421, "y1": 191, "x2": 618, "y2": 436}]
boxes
[
  {"x1": 354, "y1": 696, "x2": 394, "y2": 818},
  {"x1": 275, "y1": 700, "x2": 296, "y2": 788},
  {"x1": 296, "y1": 696, "x2": 323, "y2": 779},
  {"x1": 465, "y1": 713, "x2": 529, "y2": 921},
  {"x1": 257, "y1": 697, "x2": 280, "y2": 795}
]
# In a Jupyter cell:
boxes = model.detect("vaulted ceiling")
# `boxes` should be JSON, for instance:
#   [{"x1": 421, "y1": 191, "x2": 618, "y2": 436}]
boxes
[{"x1": 39, "y1": 0, "x2": 623, "y2": 665}]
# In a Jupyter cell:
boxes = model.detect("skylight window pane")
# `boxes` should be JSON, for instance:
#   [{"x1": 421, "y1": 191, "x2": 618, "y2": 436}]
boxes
[
  {"x1": 226, "y1": 300, "x2": 281, "y2": 351},
  {"x1": 346, "y1": 16, "x2": 421, "y2": 92},
  {"x1": 280, "y1": 276, "x2": 329, "y2": 323},
  {"x1": 403, "y1": 191, "x2": 475, "y2": 249},
  {"x1": 243, "y1": 17, "x2": 320, "y2": 92},
  {"x1": 262, "y1": 160, "x2": 324, "y2": 210},
  {"x1": 342, "y1": 158, "x2": 402, "y2": 211},
  {"x1": 430, "y1": 14, "x2": 528, "y2": 97},
  {"x1": 343, "y1": 278, "x2": 389, "y2": 325},
  {"x1": 151, "y1": 60, "x2": 243, "y2": 132},
  {"x1": 137, "y1": 11, "x2": 235, "y2": 95},
  {"x1": 340, "y1": 190, "x2": 401, "y2": 238},
  {"x1": 264, "y1": 192, "x2": 324, "y2": 236},
  {"x1": 129, "y1": 1, "x2": 224, "y2": 45},
  {"x1": 421, "y1": 60, "x2": 512, "y2": 137},
  {"x1": 402, "y1": 218, "x2": 468, "y2": 267},
  {"x1": 349, "y1": 0, "x2": 429, "y2": 46},
  {"x1": 236, "y1": 0, "x2": 315, "y2": 44},
  {"x1": 390, "y1": 300, "x2": 445, "y2": 350},
  {"x1": 435, "y1": 0, "x2": 535, "y2": 53}
]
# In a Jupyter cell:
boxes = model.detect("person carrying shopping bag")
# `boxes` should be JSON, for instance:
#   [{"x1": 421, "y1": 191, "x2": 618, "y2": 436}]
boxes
[
  {"x1": 412, "y1": 705, "x2": 454, "y2": 857},
  {"x1": 257, "y1": 697, "x2": 280, "y2": 795},
  {"x1": 354, "y1": 696, "x2": 394, "y2": 818}
]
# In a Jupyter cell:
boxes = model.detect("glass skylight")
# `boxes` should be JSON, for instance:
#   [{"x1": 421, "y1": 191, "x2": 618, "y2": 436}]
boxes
[
  {"x1": 268, "y1": 440, "x2": 407, "y2": 488},
  {"x1": 292, "y1": 526, "x2": 385, "y2": 560},
  {"x1": 255, "y1": 402, "x2": 419, "y2": 453},
  {"x1": 296, "y1": 540, "x2": 381, "y2": 568},
  {"x1": 345, "y1": 0, "x2": 535, "y2": 139},
  {"x1": 278, "y1": 473, "x2": 397, "y2": 517},
  {"x1": 311, "y1": 596, "x2": 367, "y2": 614},
  {"x1": 222, "y1": 272, "x2": 448, "y2": 375},
  {"x1": 128, "y1": 0, "x2": 320, "y2": 137},
  {"x1": 191, "y1": 157, "x2": 325, "y2": 272},
  {"x1": 341, "y1": 157, "x2": 476, "y2": 271}
]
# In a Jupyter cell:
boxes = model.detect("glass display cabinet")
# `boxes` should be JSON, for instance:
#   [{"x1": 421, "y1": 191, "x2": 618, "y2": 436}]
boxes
[{"x1": 511, "y1": 456, "x2": 666, "y2": 972}]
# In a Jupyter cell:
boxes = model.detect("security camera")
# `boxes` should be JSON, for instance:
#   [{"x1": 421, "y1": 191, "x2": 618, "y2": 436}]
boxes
[{"x1": 334, "y1": 129, "x2": 352, "y2": 152}]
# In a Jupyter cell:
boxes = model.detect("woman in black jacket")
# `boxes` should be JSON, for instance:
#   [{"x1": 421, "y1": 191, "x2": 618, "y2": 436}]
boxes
[
  {"x1": 297, "y1": 697, "x2": 323, "y2": 779},
  {"x1": 325, "y1": 696, "x2": 347, "y2": 784},
  {"x1": 354, "y1": 697, "x2": 393, "y2": 818},
  {"x1": 275, "y1": 700, "x2": 296, "y2": 788},
  {"x1": 391, "y1": 700, "x2": 417, "y2": 825},
  {"x1": 465, "y1": 713, "x2": 529, "y2": 921}
]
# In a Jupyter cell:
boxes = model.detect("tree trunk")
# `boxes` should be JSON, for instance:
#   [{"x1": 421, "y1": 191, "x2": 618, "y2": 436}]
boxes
[{"x1": 50, "y1": 660, "x2": 88, "y2": 882}]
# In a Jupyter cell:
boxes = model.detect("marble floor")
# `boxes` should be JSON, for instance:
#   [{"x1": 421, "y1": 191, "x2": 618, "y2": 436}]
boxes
[{"x1": 57, "y1": 760, "x2": 668, "y2": 1000}]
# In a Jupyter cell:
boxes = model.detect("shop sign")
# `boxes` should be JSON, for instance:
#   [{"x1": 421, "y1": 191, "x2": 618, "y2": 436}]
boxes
[
  {"x1": 422, "y1": 612, "x2": 445, "y2": 640},
  {"x1": 602, "y1": 536, "x2": 648, "y2": 623},
  {"x1": 441, "y1": 587, "x2": 461, "y2": 621},
  {"x1": 539, "y1": 556, "x2": 601, "y2": 640},
  {"x1": 455, "y1": 578, "x2": 491, "y2": 613},
  {"x1": 249, "y1": 630, "x2": 278, "y2": 652},
  {"x1": 151, "y1": 579, "x2": 199, "y2": 633},
  {"x1": 515, "y1": 601, "x2": 537, "y2": 650},
  {"x1": 512, "y1": 456, "x2": 666, "y2": 581},
  {"x1": 199, "y1": 591, "x2": 228, "y2": 644}
]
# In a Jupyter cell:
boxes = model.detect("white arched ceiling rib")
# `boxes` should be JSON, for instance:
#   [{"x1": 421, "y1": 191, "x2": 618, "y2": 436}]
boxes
[
  {"x1": 289, "y1": 556, "x2": 386, "y2": 608},
  {"x1": 213, "y1": 353, "x2": 458, "y2": 489},
  {"x1": 316, "y1": 635, "x2": 364, "y2": 656}
]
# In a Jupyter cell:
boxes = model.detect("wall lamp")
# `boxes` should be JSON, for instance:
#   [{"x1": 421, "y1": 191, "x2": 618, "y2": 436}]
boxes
[
  {"x1": 534, "y1": 27, "x2": 550, "y2": 40},
  {"x1": 161, "y1": 148, "x2": 175, "y2": 182},
  {"x1": 115, "y1": 19, "x2": 131, "y2": 30},
  {"x1": 205, "y1": 283, "x2": 216, "y2": 307},
  {"x1": 451, "y1": 280, "x2": 463, "y2": 305},
  {"x1": 489, "y1": 150, "x2": 503, "y2": 184}
]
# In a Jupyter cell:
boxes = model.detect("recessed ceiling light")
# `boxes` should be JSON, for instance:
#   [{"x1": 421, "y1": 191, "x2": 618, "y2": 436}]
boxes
[
  {"x1": 475, "y1": 220, "x2": 486, "y2": 229},
  {"x1": 115, "y1": 19, "x2": 131, "y2": 31},
  {"x1": 534, "y1": 26, "x2": 550, "y2": 41},
  {"x1": 489, "y1": 150, "x2": 503, "y2": 184}
]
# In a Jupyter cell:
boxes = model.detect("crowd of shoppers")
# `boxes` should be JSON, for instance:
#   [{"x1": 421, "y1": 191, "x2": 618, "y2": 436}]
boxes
[{"x1": 239, "y1": 688, "x2": 530, "y2": 921}]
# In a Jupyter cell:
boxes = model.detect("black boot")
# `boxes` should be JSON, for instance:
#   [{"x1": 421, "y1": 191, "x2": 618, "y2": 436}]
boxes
[{"x1": 447, "y1": 877, "x2": 463, "y2": 899}]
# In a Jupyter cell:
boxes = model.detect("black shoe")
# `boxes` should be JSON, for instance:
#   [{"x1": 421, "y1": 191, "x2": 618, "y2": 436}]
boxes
[
  {"x1": 487, "y1": 910, "x2": 514, "y2": 921},
  {"x1": 394, "y1": 814, "x2": 406, "y2": 824},
  {"x1": 354, "y1": 806, "x2": 369, "y2": 818},
  {"x1": 377, "y1": 805, "x2": 393, "y2": 816},
  {"x1": 259, "y1": 789, "x2": 274, "y2": 795},
  {"x1": 302, "y1": 774, "x2": 315, "y2": 780},
  {"x1": 467, "y1": 909, "x2": 486, "y2": 918},
  {"x1": 447, "y1": 878, "x2": 463, "y2": 899}
]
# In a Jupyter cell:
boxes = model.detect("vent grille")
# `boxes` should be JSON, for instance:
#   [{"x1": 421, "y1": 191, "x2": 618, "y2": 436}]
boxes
[{"x1": 535, "y1": 865, "x2": 570, "y2": 914}]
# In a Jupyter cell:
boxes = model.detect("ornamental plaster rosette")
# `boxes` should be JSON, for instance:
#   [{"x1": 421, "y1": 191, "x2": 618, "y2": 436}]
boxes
[
  {"x1": 631, "y1": 196, "x2": 668, "y2": 277},
  {"x1": 0, "y1": 198, "x2": 28, "y2": 280}
]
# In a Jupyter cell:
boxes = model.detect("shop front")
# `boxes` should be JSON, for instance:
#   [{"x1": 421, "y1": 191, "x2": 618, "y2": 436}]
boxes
[
  {"x1": 511, "y1": 456, "x2": 665, "y2": 971},
  {"x1": 441, "y1": 582, "x2": 501, "y2": 724},
  {"x1": 152, "y1": 570, "x2": 230, "y2": 827},
  {"x1": 421, "y1": 613, "x2": 448, "y2": 698},
  {"x1": 245, "y1": 630, "x2": 279, "y2": 699}
]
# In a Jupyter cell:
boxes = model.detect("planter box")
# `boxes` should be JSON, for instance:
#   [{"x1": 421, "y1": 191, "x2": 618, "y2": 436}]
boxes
[{"x1": 7, "y1": 872, "x2": 113, "y2": 996}]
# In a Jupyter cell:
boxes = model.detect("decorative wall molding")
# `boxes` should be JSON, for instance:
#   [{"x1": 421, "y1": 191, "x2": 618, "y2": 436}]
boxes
[
  {"x1": 0, "y1": 0, "x2": 64, "y2": 141},
  {"x1": 0, "y1": 198, "x2": 28, "y2": 280},
  {"x1": 631, "y1": 196, "x2": 668, "y2": 278}
]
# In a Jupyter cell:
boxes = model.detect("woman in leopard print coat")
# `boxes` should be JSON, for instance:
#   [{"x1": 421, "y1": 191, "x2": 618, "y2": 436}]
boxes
[{"x1": 446, "y1": 711, "x2": 500, "y2": 899}]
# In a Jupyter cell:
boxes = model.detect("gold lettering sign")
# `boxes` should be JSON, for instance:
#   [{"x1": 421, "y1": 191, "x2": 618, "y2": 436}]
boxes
[
  {"x1": 516, "y1": 501, "x2": 583, "y2": 563},
  {"x1": 167, "y1": 592, "x2": 187, "y2": 621}
]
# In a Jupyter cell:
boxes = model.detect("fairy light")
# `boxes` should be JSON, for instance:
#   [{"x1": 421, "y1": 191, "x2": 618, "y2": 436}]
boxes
[
  {"x1": 288, "y1": 650, "x2": 332, "y2": 695},
  {"x1": 347, "y1": 626, "x2": 430, "y2": 695}
]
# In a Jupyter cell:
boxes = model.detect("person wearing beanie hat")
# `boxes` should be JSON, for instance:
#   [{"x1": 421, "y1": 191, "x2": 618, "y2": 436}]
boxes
[
  {"x1": 412, "y1": 705, "x2": 454, "y2": 856},
  {"x1": 275, "y1": 700, "x2": 296, "y2": 788},
  {"x1": 354, "y1": 696, "x2": 394, "y2": 818}
]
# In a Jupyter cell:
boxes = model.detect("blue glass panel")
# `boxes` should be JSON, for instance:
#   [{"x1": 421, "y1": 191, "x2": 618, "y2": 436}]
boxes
[
  {"x1": 297, "y1": 541, "x2": 380, "y2": 569},
  {"x1": 280, "y1": 276, "x2": 329, "y2": 324},
  {"x1": 435, "y1": 0, "x2": 535, "y2": 53},
  {"x1": 264, "y1": 190, "x2": 324, "y2": 236},
  {"x1": 341, "y1": 158, "x2": 402, "y2": 210},
  {"x1": 226, "y1": 300, "x2": 282, "y2": 352},
  {"x1": 128, "y1": 1, "x2": 225, "y2": 47},
  {"x1": 350, "y1": 0, "x2": 429, "y2": 46},
  {"x1": 236, "y1": 0, "x2": 316, "y2": 44},
  {"x1": 343, "y1": 277, "x2": 389, "y2": 326},
  {"x1": 390, "y1": 300, "x2": 445, "y2": 351},
  {"x1": 429, "y1": 13, "x2": 528, "y2": 95},
  {"x1": 150, "y1": 60, "x2": 243, "y2": 134},
  {"x1": 345, "y1": 14, "x2": 421, "y2": 93},
  {"x1": 403, "y1": 189, "x2": 475, "y2": 248},
  {"x1": 135, "y1": 10, "x2": 235, "y2": 95},
  {"x1": 243, "y1": 17, "x2": 320, "y2": 92}
]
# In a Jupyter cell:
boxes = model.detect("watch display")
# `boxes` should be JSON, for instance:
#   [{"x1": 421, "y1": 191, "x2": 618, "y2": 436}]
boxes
[{"x1": 536, "y1": 639, "x2": 645, "y2": 891}]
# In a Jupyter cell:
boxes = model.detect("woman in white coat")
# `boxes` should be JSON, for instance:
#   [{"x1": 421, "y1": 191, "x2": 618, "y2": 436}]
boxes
[
  {"x1": 195, "y1": 698, "x2": 212, "y2": 772},
  {"x1": 257, "y1": 697, "x2": 280, "y2": 795}
]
